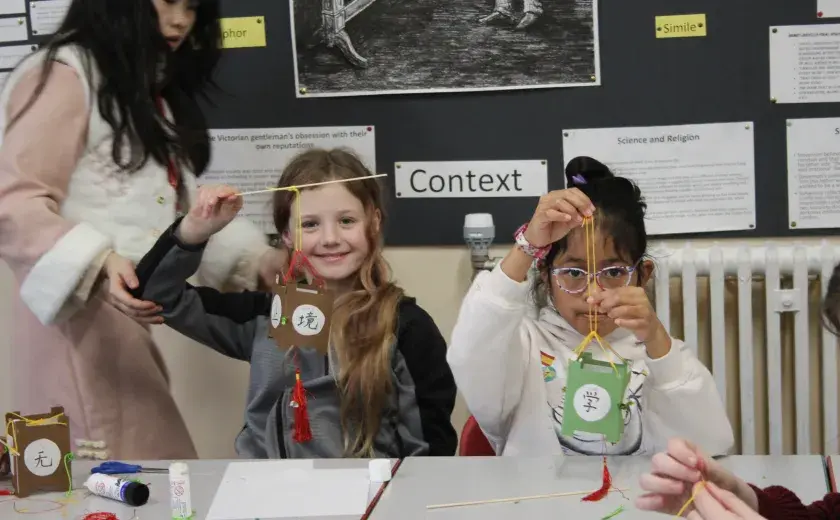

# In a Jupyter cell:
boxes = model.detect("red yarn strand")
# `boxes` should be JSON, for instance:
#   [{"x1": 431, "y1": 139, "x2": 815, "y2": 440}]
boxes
[
  {"x1": 282, "y1": 250, "x2": 321, "y2": 444},
  {"x1": 581, "y1": 456, "x2": 612, "y2": 502},
  {"x1": 291, "y1": 366, "x2": 312, "y2": 443},
  {"x1": 283, "y1": 251, "x2": 324, "y2": 287}
]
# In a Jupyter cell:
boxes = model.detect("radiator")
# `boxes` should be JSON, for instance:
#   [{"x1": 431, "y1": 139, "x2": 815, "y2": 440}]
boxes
[{"x1": 651, "y1": 241, "x2": 840, "y2": 456}]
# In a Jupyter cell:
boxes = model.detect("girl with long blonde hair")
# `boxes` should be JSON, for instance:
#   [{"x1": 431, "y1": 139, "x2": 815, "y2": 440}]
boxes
[{"x1": 131, "y1": 148, "x2": 458, "y2": 458}]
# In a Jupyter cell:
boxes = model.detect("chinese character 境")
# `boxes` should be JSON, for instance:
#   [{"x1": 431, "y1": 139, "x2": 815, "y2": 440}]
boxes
[{"x1": 296, "y1": 311, "x2": 319, "y2": 330}]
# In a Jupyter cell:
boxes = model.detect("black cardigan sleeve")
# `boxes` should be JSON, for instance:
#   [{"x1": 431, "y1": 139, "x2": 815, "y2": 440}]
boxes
[{"x1": 395, "y1": 299, "x2": 458, "y2": 456}]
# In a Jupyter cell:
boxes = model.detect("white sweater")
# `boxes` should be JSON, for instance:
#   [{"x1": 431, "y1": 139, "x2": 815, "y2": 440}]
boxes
[{"x1": 447, "y1": 265, "x2": 734, "y2": 457}]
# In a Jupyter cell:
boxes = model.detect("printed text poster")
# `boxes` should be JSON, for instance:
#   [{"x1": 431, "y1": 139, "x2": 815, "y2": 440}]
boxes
[{"x1": 562, "y1": 122, "x2": 756, "y2": 235}]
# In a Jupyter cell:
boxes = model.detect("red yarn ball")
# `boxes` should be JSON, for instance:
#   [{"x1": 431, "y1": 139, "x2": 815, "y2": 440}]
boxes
[{"x1": 83, "y1": 513, "x2": 118, "y2": 520}]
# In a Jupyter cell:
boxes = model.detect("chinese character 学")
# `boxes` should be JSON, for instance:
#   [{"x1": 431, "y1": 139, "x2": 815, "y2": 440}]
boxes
[
  {"x1": 34, "y1": 450, "x2": 53, "y2": 468},
  {"x1": 297, "y1": 311, "x2": 319, "y2": 330},
  {"x1": 583, "y1": 389, "x2": 600, "y2": 413}
]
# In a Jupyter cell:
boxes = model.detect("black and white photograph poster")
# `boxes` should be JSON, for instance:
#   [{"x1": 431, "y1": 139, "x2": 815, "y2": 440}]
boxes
[{"x1": 290, "y1": 0, "x2": 600, "y2": 97}]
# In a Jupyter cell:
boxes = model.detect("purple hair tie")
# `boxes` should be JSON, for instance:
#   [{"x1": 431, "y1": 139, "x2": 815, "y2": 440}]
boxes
[{"x1": 571, "y1": 174, "x2": 586, "y2": 185}]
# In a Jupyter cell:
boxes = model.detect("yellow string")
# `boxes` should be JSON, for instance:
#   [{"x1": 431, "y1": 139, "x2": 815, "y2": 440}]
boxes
[
  {"x1": 289, "y1": 187, "x2": 302, "y2": 251},
  {"x1": 674, "y1": 480, "x2": 706, "y2": 517},
  {"x1": 239, "y1": 175, "x2": 382, "y2": 251},
  {"x1": 235, "y1": 173, "x2": 387, "y2": 197},
  {"x1": 586, "y1": 216, "x2": 597, "y2": 333},
  {"x1": 240, "y1": 184, "x2": 303, "y2": 252},
  {"x1": 3, "y1": 413, "x2": 67, "y2": 456},
  {"x1": 0, "y1": 497, "x2": 68, "y2": 514},
  {"x1": 574, "y1": 216, "x2": 627, "y2": 374}
]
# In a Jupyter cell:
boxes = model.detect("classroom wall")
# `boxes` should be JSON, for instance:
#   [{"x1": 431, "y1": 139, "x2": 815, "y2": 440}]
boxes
[{"x1": 0, "y1": 236, "x2": 837, "y2": 457}]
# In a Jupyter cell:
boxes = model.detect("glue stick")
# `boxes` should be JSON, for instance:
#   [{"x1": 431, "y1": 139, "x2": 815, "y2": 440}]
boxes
[
  {"x1": 169, "y1": 462, "x2": 193, "y2": 519},
  {"x1": 84, "y1": 473, "x2": 149, "y2": 506}
]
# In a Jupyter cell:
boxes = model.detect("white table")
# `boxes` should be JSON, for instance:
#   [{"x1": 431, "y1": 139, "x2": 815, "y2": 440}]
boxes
[
  {"x1": 369, "y1": 455, "x2": 830, "y2": 519},
  {"x1": 1, "y1": 456, "x2": 828, "y2": 518},
  {"x1": 0, "y1": 458, "x2": 385, "y2": 519}
]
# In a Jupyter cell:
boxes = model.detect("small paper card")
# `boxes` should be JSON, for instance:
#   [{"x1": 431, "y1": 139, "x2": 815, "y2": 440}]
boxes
[
  {"x1": 561, "y1": 352, "x2": 631, "y2": 443},
  {"x1": 268, "y1": 282, "x2": 333, "y2": 354},
  {"x1": 267, "y1": 282, "x2": 286, "y2": 337}
]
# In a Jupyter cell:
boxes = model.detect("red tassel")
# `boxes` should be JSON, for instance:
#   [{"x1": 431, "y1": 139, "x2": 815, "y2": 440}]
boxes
[
  {"x1": 291, "y1": 368, "x2": 312, "y2": 442},
  {"x1": 582, "y1": 456, "x2": 612, "y2": 502}
]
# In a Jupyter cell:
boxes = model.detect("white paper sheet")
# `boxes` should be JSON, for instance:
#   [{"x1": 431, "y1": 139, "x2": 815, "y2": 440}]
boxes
[
  {"x1": 770, "y1": 23, "x2": 840, "y2": 103},
  {"x1": 201, "y1": 126, "x2": 376, "y2": 234},
  {"x1": 561, "y1": 122, "x2": 756, "y2": 235},
  {"x1": 206, "y1": 462, "x2": 370, "y2": 519},
  {"x1": 0, "y1": 0, "x2": 24, "y2": 15},
  {"x1": 786, "y1": 117, "x2": 840, "y2": 229},
  {"x1": 0, "y1": 43, "x2": 35, "y2": 69},
  {"x1": 819, "y1": 0, "x2": 840, "y2": 18},
  {"x1": 394, "y1": 160, "x2": 548, "y2": 198},
  {"x1": 29, "y1": 0, "x2": 70, "y2": 36},
  {"x1": 0, "y1": 16, "x2": 27, "y2": 44}
]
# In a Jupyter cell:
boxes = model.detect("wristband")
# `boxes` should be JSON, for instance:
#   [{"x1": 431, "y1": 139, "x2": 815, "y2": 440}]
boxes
[{"x1": 514, "y1": 223, "x2": 550, "y2": 260}]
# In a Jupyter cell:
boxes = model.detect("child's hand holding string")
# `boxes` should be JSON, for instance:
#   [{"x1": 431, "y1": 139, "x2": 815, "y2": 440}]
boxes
[
  {"x1": 523, "y1": 188, "x2": 596, "y2": 247},
  {"x1": 502, "y1": 188, "x2": 595, "y2": 283},
  {"x1": 177, "y1": 185, "x2": 243, "y2": 245},
  {"x1": 587, "y1": 286, "x2": 671, "y2": 358},
  {"x1": 636, "y1": 438, "x2": 759, "y2": 516}
]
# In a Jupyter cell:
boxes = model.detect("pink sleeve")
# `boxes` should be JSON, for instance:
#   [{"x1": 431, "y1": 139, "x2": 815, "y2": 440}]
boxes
[{"x1": 0, "y1": 62, "x2": 111, "y2": 325}]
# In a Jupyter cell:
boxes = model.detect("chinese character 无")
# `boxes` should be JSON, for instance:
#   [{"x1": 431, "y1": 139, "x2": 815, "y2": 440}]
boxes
[
  {"x1": 296, "y1": 311, "x2": 320, "y2": 330},
  {"x1": 34, "y1": 450, "x2": 53, "y2": 468}
]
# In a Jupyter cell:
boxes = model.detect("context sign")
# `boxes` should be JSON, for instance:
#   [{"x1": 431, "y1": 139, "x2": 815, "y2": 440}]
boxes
[{"x1": 394, "y1": 160, "x2": 548, "y2": 198}]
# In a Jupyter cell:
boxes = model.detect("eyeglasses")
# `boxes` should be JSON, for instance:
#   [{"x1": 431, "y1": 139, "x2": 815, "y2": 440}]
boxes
[{"x1": 550, "y1": 264, "x2": 637, "y2": 294}]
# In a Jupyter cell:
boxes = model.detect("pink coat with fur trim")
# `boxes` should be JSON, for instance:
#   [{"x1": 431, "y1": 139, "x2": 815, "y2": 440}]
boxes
[{"x1": 0, "y1": 45, "x2": 270, "y2": 460}]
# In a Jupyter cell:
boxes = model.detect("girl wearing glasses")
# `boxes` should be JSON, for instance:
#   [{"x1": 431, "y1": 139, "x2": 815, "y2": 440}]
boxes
[{"x1": 447, "y1": 156, "x2": 733, "y2": 457}]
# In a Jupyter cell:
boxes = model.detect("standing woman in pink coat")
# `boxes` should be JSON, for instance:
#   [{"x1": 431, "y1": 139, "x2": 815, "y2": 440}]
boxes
[{"x1": 0, "y1": 0, "x2": 285, "y2": 459}]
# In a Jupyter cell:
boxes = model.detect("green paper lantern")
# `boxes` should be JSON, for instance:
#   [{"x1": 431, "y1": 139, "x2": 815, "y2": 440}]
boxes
[{"x1": 560, "y1": 351, "x2": 631, "y2": 443}]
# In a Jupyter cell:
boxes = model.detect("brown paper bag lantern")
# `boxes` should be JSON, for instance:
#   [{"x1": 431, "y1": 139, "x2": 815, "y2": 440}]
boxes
[{"x1": 5, "y1": 407, "x2": 72, "y2": 498}]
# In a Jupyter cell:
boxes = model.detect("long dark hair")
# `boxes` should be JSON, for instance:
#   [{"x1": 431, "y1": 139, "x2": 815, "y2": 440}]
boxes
[
  {"x1": 8, "y1": 0, "x2": 221, "y2": 174},
  {"x1": 532, "y1": 156, "x2": 650, "y2": 307}
]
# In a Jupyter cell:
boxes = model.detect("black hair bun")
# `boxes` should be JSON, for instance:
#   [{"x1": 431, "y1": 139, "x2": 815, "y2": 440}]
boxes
[{"x1": 565, "y1": 156, "x2": 614, "y2": 187}]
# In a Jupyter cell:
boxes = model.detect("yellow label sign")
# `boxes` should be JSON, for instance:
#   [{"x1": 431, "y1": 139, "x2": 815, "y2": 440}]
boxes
[
  {"x1": 655, "y1": 14, "x2": 706, "y2": 38},
  {"x1": 219, "y1": 16, "x2": 266, "y2": 48}
]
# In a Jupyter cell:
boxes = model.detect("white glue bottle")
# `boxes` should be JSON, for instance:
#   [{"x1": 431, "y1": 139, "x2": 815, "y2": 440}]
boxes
[
  {"x1": 169, "y1": 462, "x2": 193, "y2": 519},
  {"x1": 84, "y1": 474, "x2": 150, "y2": 506}
]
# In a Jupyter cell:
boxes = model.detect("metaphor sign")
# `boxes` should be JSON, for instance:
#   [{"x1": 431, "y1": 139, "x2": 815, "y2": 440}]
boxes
[{"x1": 220, "y1": 16, "x2": 266, "y2": 49}]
